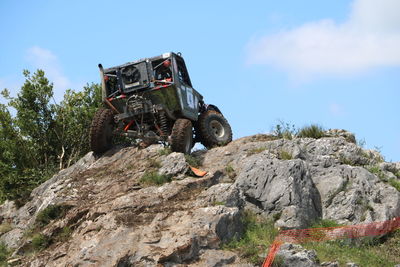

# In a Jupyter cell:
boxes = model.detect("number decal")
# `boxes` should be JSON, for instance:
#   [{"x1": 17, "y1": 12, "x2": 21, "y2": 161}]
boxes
[{"x1": 186, "y1": 87, "x2": 195, "y2": 108}]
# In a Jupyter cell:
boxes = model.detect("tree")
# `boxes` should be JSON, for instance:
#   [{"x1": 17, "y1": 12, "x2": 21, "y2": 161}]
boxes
[
  {"x1": 5, "y1": 70, "x2": 58, "y2": 168},
  {"x1": 0, "y1": 70, "x2": 102, "y2": 203},
  {"x1": 54, "y1": 83, "x2": 101, "y2": 168}
]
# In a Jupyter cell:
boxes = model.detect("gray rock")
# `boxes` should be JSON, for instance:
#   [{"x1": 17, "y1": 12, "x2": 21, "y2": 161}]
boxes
[
  {"x1": 325, "y1": 129, "x2": 356, "y2": 144},
  {"x1": 310, "y1": 164, "x2": 400, "y2": 224},
  {"x1": 189, "y1": 249, "x2": 237, "y2": 267},
  {"x1": 159, "y1": 152, "x2": 189, "y2": 178},
  {"x1": 196, "y1": 183, "x2": 244, "y2": 208},
  {"x1": 235, "y1": 156, "x2": 321, "y2": 229},
  {"x1": 1, "y1": 133, "x2": 398, "y2": 266},
  {"x1": 277, "y1": 243, "x2": 319, "y2": 267}
]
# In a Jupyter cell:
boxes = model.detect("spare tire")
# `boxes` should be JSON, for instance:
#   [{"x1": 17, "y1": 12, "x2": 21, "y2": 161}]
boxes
[
  {"x1": 197, "y1": 110, "x2": 232, "y2": 149},
  {"x1": 90, "y1": 108, "x2": 115, "y2": 153},
  {"x1": 171, "y1": 118, "x2": 193, "y2": 154}
]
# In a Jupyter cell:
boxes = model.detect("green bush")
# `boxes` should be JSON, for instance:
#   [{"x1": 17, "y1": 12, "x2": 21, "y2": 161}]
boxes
[
  {"x1": 31, "y1": 233, "x2": 51, "y2": 251},
  {"x1": 139, "y1": 171, "x2": 171, "y2": 186},
  {"x1": 36, "y1": 205, "x2": 68, "y2": 227},
  {"x1": 297, "y1": 124, "x2": 325, "y2": 139},
  {"x1": 55, "y1": 226, "x2": 73, "y2": 242}
]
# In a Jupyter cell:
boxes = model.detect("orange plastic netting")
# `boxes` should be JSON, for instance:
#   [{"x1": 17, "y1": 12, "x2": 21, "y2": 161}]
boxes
[{"x1": 262, "y1": 217, "x2": 400, "y2": 267}]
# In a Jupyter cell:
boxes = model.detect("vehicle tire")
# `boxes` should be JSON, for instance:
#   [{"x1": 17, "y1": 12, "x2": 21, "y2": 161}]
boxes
[
  {"x1": 90, "y1": 108, "x2": 115, "y2": 154},
  {"x1": 197, "y1": 110, "x2": 232, "y2": 149},
  {"x1": 170, "y1": 118, "x2": 193, "y2": 154}
]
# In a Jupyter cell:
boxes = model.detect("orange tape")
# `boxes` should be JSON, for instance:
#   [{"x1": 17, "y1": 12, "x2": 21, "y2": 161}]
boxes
[{"x1": 263, "y1": 217, "x2": 400, "y2": 267}]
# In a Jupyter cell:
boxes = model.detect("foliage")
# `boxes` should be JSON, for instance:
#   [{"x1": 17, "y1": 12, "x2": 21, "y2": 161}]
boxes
[
  {"x1": 54, "y1": 226, "x2": 73, "y2": 242},
  {"x1": 148, "y1": 158, "x2": 161, "y2": 169},
  {"x1": 185, "y1": 154, "x2": 202, "y2": 167},
  {"x1": 223, "y1": 210, "x2": 279, "y2": 265},
  {"x1": 246, "y1": 147, "x2": 267, "y2": 156},
  {"x1": 311, "y1": 218, "x2": 342, "y2": 228},
  {"x1": 303, "y1": 231, "x2": 399, "y2": 267},
  {"x1": 0, "y1": 242, "x2": 10, "y2": 266},
  {"x1": 225, "y1": 164, "x2": 236, "y2": 179},
  {"x1": 53, "y1": 83, "x2": 101, "y2": 169},
  {"x1": 0, "y1": 223, "x2": 12, "y2": 235},
  {"x1": 278, "y1": 150, "x2": 292, "y2": 160},
  {"x1": 272, "y1": 120, "x2": 297, "y2": 140},
  {"x1": 297, "y1": 124, "x2": 326, "y2": 139},
  {"x1": 0, "y1": 69, "x2": 101, "y2": 203},
  {"x1": 303, "y1": 221, "x2": 400, "y2": 266},
  {"x1": 367, "y1": 165, "x2": 386, "y2": 180},
  {"x1": 35, "y1": 205, "x2": 68, "y2": 227},
  {"x1": 212, "y1": 201, "x2": 226, "y2": 206},
  {"x1": 139, "y1": 171, "x2": 171, "y2": 186},
  {"x1": 31, "y1": 233, "x2": 51, "y2": 251},
  {"x1": 388, "y1": 178, "x2": 400, "y2": 192},
  {"x1": 158, "y1": 147, "x2": 172, "y2": 156}
]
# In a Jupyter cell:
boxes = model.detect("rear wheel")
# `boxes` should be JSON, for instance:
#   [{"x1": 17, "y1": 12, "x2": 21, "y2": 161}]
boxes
[
  {"x1": 90, "y1": 108, "x2": 115, "y2": 153},
  {"x1": 197, "y1": 110, "x2": 232, "y2": 149},
  {"x1": 171, "y1": 119, "x2": 193, "y2": 154}
]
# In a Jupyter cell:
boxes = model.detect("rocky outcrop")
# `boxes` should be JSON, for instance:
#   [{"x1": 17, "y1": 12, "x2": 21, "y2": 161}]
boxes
[
  {"x1": 0, "y1": 130, "x2": 399, "y2": 266},
  {"x1": 276, "y1": 243, "x2": 319, "y2": 267}
]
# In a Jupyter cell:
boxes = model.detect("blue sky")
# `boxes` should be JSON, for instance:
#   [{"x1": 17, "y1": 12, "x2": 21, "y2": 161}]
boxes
[{"x1": 1, "y1": 0, "x2": 399, "y2": 161}]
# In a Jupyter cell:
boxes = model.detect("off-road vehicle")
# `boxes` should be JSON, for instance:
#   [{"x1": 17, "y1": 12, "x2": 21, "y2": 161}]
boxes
[{"x1": 90, "y1": 52, "x2": 232, "y2": 154}]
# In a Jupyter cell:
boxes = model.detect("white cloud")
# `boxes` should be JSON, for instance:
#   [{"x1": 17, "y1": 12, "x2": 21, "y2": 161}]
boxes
[
  {"x1": 247, "y1": 0, "x2": 400, "y2": 79},
  {"x1": 26, "y1": 46, "x2": 72, "y2": 101}
]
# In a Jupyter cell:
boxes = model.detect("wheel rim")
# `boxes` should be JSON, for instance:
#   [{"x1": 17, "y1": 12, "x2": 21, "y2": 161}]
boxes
[{"x1": 210, "y1": 120, "x2": 225, "y2": 138}]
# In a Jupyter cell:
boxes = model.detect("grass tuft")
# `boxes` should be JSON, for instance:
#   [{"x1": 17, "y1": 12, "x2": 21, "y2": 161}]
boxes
[
  {"x1": 297, "y1": 124, "x2": 325, "y2": 139},
  {"x1": 223, "y1": 211, "x2": 279, "y2": 265},
  {"x1": 388, "y1": 178, "x2": 400, "y2": 192},
  {"x1": 54, "y1": 226, "x2": 73, "y2": 242},
  {"x1": 272, "y1": 121, "x2": 297, "y2": 140},
  {"x1": 148, "y1": 158, "x2": 161, "y2": 169},
  {"x1": 278, "y1": 150, "x2": 292, "y2": 160},
  {"x1": 139, "y1": 171, "x2": 171, "y2": 186},
  {"x1": 0, "y1": 223, "x2": 12, "y2": 236},
  {"x1": 247, "y1": 147, "x2": 267, "y2": 156},
  {"x1": 31, "y1": 233, "x2": 51, "y2": 251},
  {"x1": 158, "y1": 147, "x2": 172, "y2": 156},
  {"x1": 225, "y1": 164, "x2": 236, "y2": 179},
  {"x1": 185, "y1": 154, "x2": 202, "y2": 168}
]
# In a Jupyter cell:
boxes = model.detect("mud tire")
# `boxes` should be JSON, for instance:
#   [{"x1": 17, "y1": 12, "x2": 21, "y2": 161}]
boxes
[
  {"x1": 197, "y1": 110, "x2": 232, "y2": 149},
  {"x1": 90, "y1": 108, "x2": 115, "y2": 154},
  {"x1": 171, "y1": 119, "x2": 193, "y2": 154}
]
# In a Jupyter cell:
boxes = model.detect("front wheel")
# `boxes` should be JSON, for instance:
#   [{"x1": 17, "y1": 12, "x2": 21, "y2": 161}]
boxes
[
  {"x1": 170, "y1": 118, "x2": 193, "y2": 154},
  {"x1": 197, "y1": 110, "x2": 232, "y2": 149},
  {"x1": 90, "y1": 108, "x2": 115, "y2": 154}
]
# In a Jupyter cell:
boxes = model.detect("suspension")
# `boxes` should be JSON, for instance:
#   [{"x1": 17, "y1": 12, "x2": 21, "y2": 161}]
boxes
[{"x1": 157, "y1": 111, "x2": 168, "y2": 137}]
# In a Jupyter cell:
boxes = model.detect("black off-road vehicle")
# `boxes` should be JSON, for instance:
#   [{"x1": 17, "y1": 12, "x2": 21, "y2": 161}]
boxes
[{"x1": 90, "y1": 52, "x2": 232, "y2": 154}]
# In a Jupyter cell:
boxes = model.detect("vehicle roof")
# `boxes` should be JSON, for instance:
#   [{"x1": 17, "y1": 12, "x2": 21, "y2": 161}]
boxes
[{"x1": 103, "y1": 52, "x2": 177, "y2": 72}]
